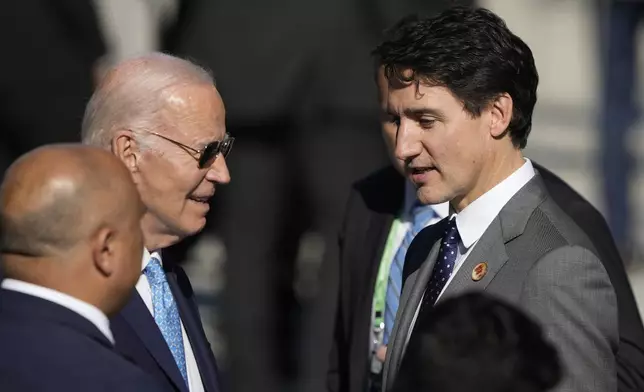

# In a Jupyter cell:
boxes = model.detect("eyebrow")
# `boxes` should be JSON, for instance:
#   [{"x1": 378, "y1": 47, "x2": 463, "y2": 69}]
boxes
[
  {"x1": 402, "y1": 107, "x2": 445, "y2": 118},
  {"x1": 194, "y1": 136, "x2": 222, "y2": 149}
]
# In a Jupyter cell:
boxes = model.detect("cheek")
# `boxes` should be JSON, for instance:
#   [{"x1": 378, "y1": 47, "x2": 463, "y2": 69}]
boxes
[
  {"x1": 422, "y1": 135, "x2": 448, "y2": 165},
  {"x1": 449, "y1": 134, "x2": 486, "y2": 186},
  {"x1": 145, "y1": 159, "x2": 197, "y2": 198},
  {"x1": 166, "y1": 156, "x2": 206, "y2": 190},
  {"x1": 427, "y1": 132, "x2": 473, "y2": 181},
  {"x1": 140, "y1": 156, "x2": 174, "y2": 191}
]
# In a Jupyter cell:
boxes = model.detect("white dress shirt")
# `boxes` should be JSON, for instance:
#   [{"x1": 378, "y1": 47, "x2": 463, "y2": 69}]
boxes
[
  {"x1": 137, "y1": 249, "x2": 205, "y2": 392},
  {"x1": 1, "y1": 279, "x2": 114, "y2": 344},
  {"x1": 405, "y1": 158, "x2": 536, "y2": 347}
]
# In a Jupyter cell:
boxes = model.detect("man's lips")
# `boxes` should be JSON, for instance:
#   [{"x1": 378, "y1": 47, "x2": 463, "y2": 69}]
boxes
[
  {"x1": 407, "y1": 166, "x2": 435, "y2": 175},
  {"x1": 188, "y1": 194, "x2": 213, "y2": 203},
  {"x1": 407, "y1": 166, "x2": 436, "y2": 183}
]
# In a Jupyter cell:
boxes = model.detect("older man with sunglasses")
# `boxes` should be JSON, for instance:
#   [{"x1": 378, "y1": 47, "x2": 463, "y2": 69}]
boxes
[{"x1": 82, "y1": 53, "x2": 231, "y2": 392}]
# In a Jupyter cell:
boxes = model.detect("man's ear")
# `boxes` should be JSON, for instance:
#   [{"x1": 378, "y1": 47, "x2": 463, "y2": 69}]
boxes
[
  {"x1": 489, "y1": 93, "x2": 513, "y2": 139},
  {"x1": 91, "y1": 226, "x2": 116, "y2": 278},
  {"x1": 111, "y1": 130, "x2": 140, "y2": 174}
]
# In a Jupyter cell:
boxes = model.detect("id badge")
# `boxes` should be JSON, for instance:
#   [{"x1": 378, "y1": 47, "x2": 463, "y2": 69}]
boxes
[{"x1": 370, "y1": 321, "x2": 385, "y2": 374}]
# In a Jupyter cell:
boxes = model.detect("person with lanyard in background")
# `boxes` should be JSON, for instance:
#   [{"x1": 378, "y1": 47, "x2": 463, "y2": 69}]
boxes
[{"x1": 369, "y1": 189, "x2": 447, "y2": 383}]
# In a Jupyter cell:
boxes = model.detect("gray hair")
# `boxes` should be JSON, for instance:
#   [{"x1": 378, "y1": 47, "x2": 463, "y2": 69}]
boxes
[{"x1": 81, "y1": 52, "x2": 214, "y2": 148}]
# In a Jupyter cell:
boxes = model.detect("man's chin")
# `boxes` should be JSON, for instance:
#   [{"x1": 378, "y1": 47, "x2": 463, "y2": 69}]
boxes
[
  {"x1": 184, "y1": 216, "x2": 207, "y2": 236},
  {"x1": 416, "y1": 186, "x2": 451, "y2": 206},
  {"x1": 164, "y1": 217, "x2": 206, "y2": 242}
]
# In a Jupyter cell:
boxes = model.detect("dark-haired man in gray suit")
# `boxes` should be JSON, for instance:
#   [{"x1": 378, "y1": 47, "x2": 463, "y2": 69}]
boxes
[{"x1": 376, "y1": 8, "x2": 617, "y2": 392}]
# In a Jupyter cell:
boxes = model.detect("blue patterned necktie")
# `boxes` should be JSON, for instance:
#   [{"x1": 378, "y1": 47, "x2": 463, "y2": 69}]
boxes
[
  {"x1": 423, "y1": 217, "x2": 460, "y2": 306},
  {"x1": 383, "y1": 202, "x2": 438, "y2": 344},
  {"x1": 144, "y1": 257, "x2": 188, "y2": 386}
]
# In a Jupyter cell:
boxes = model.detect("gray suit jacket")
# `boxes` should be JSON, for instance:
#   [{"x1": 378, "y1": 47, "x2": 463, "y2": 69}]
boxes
[{"x1": 382, "y1": 175, "x2": 619, "y2": 392}]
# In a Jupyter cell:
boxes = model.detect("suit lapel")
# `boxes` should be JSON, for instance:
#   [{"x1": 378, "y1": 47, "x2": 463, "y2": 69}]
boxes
[
  {"x1": 384, "y1": 236, "x2": 442, "y2": 392},
  {"x1": 120, "y1": 291, "x2": 189, "y2": 392},
  {"x1": 437, "y1": 218, "x2": 509, "y2": 304},
  {"x1": 437, "y1": 175, "x2": 548, "y2": 304},
  {"x1": 394, "y1": 238, "x2": 441, "y2": 347},
  {"x1": 167, "y1": 268, "x2": 220, "y2": 392}
]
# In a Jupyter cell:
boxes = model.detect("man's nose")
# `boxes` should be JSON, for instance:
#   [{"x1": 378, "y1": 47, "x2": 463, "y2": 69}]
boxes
[
  {"x1": 206, "y1": 154, "x2": 231, "y2": 184},
  {"x1": 394, "y1": 119, "x2": 422, "y2": 162}
]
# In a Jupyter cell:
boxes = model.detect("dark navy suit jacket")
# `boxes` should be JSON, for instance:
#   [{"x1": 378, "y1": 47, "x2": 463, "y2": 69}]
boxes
[
  {"x1": 0, "y1": 289, "x2": 165, "y2": 392},
  {"x1": 111, "y1": 260, "x2": 221, "y2": 392}
]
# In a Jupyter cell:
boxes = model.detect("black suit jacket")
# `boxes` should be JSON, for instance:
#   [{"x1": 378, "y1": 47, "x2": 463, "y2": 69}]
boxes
[
  {"x1": 326, "y1": 164, "x2": 644, "y2": 392},
  {"x1": 111, "y1": 261, "x2": 221, "y2": 392},
  {"x1": 0, "y1": 289, "x2": 164, "y2": 392}
]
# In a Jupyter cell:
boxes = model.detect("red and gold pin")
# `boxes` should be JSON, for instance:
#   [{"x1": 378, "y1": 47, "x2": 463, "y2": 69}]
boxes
[{"x1": 471, "y1": 262, "x2": 488, "y2": 281}]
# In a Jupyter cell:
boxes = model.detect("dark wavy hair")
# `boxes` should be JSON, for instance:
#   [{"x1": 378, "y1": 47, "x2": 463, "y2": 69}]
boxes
[
  {"x1": 373, "y1": 7, "x2": 539, "y2": 148},
  {"x1": 393, "y1": 292, "x2": 562, "y2": 392}
]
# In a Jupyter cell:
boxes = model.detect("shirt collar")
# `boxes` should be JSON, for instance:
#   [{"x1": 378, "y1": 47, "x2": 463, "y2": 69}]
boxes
[
  {"x1": 403, "y1": 180, "x2": 449, "y2": 220},
  {"x1": 0, "y1": 279, "x2": 115, "y2": 344},
  {"x1": 455, "y1": 158, "x2": 536, "y2": 249},
  {"x1": 141, "y1": 248, "x2": 163, "y2": 272}
]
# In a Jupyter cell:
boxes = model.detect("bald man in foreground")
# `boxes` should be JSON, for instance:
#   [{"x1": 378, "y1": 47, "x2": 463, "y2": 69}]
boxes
[{"x1": 0, "y1": 145, "x2": 167, "y2": 391}]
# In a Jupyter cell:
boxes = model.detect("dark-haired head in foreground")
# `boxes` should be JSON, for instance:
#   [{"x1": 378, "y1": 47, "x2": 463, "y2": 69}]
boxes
[
  {"x1": 393, "y1": 292, "x2": 562, "y2": 392},
  {"x1": 372, "y1": 6, "x2": 538, "y2": 209}
]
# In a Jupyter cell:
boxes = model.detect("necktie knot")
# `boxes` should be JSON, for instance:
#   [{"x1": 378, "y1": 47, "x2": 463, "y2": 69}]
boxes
[{"x1": 144, "y1": 257, "x2": 166, "y2": 286}]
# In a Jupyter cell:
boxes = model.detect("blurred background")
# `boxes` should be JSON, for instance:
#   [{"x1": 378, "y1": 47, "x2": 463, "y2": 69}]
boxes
[{"x1": 2, "y1": 0, "x2": 644, "y2": 391}]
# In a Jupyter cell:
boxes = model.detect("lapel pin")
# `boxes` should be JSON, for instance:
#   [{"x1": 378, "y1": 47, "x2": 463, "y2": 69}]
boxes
[{"x1": 472, "y1": 262, "x2": 488, "y2": 281}]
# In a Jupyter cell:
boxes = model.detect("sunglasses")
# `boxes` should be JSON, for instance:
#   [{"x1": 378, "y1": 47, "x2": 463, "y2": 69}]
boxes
[{"x1": 147, "y1": 131, "x2": 234, "y2": 168}]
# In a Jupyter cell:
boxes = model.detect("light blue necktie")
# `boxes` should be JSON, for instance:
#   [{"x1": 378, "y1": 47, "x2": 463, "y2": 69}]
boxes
[
  {"x1": 383, "y1": 202, "x2": 437, "y2": 344},
  {"x1": 144, "y1": 257, "x2": 188, "y2": 386}
]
